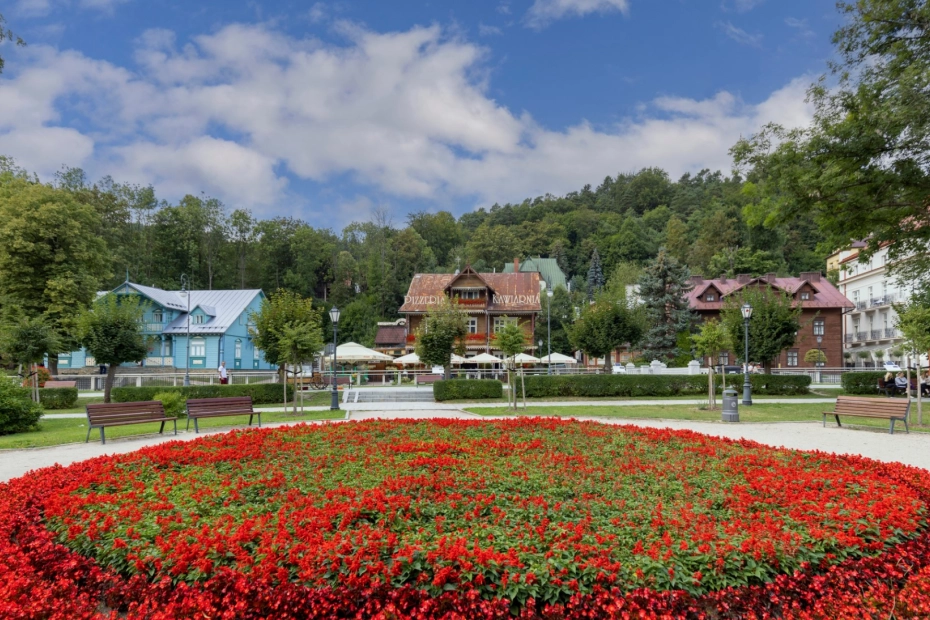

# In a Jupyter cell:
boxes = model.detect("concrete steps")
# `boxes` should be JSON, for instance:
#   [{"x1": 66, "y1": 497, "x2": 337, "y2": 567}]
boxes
[{"x1": 351, "y1": 389, "x2": 435, "y2": 403}]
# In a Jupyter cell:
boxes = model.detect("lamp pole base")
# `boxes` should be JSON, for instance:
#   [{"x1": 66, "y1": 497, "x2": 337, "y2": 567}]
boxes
[{"x1": 330, "y1": 387, "x2": 340, "y2": 410}]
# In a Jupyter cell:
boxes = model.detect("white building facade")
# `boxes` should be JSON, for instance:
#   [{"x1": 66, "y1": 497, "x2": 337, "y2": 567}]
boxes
[{"x1": 836, "y1": 244, "x2": 914, "y2": 367}]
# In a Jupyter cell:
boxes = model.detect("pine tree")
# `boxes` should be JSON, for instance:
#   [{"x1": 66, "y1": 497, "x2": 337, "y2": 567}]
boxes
[
  {"x1": 637, "y1": 248, "x2": 695, "y2": 363},
  {"x1": 586, "y1": 248, "x2": 605, "y2": 301}
]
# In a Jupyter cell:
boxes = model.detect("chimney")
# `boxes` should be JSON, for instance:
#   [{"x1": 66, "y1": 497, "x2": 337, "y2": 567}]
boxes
[
  {"x1": 765, "y1": 272, "x2": 777, "y2": 283},
  {"x1": 719, "y1": 274, "x2": 727, "y2": 283},
  {"x1": 800, "y1": 271, "x2": 821, "y2": 282},
  {"x1": 514, "y1": 258, "x2": 519, "y2": 273},
  {"x1": 689, "y1": 275, "x2": 704, "y2": 286},
  {"x1": 737, "y1": 273, "x2": 751, "y2": 284}
]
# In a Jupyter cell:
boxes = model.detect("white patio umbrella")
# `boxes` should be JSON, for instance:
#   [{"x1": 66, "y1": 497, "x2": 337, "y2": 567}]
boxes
[
  {"x1": 450, "y1": 353, "x2": 467, "y2": 365},
  {"x1": 509, "y1": 353, "x2": 540, "y2": 364},
  {"x1": 539, "y1": 352, "x2": 578, "y2": 364},
  {"x1": 469, "y1": 353, "x2": 502, "y2": 364},
  {"x1": 327, "y1": 342, "x2": 393, "y2": 363},
  {"x1": 393, "y1": 352, "x2": 421, "y2": 365}
]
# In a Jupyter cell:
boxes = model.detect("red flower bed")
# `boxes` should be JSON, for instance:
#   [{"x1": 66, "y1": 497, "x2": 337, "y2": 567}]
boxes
[{"x1": 3, "y1": 418, "x2": 930, "y2": 619}]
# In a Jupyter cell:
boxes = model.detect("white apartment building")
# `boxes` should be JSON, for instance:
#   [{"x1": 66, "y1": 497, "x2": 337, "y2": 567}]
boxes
[{"x1": 835, "y1": 242, "x2": 916, "y2": 366}]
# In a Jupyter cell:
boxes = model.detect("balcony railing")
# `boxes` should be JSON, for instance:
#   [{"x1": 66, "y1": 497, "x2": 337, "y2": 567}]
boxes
[
  {"x1": 885, "y1": 328, "x2": 900, "y2": 338},
  {"x1": 854, "y1": 300, "x2": 868, "y2": 310},
  {"x1": 870, "y1": 329, "x2": 884, "y2": 340},
  {"x1": 140, "y1": 323, "x2": 166, "y2": 332},
  {"x1": 869, "y1": 294, "x2": 897, "y2": 308},
  {"x1": 855, "y1": 331, "x2": 869, "y2": 340},
  {"x1": 844, "y1": 334, "x2": 855, "y2": 343},
  {"x1": 456, "y1": 298, "x2": 487, "y2": 306}
]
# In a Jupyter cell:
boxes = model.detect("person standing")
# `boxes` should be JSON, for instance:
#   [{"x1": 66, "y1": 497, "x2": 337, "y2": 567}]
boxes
[{"x1": 218, "y1": 361, "x2": 229, "y2": 385}]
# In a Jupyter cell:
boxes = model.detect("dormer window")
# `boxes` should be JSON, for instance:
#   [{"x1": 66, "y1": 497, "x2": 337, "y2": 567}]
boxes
[
  {"x1": 800, "y1": 292, "x2": 810, "y2": 301},
  {"x1": 153, "y1": 311, "x2": 163, "y2": 323},
  {"x1": 705, "y1": 294, "x2": 716, "y2": 302},
  {"x1": 192, "y1": 314, "x2": 205, "y2": 325},
  {"x1": 460, "y1": 290, "x2": 480, "y2": 300}
]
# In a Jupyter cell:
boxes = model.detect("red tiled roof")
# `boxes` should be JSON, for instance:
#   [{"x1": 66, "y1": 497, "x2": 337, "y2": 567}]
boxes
[
  {"x1": 687, "y1": 274, "x2": 853, "y2": 311},
  {"x1": 374, "y1": 325, "x2": 406, "y2": 346},
  {"x1": 399, "y1": 272, "x2": 541, "y2": 313}
]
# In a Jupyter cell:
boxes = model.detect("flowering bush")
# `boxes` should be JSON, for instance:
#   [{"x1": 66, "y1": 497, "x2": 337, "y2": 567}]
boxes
[{"x1": 2, "y1": 419, "x2": 930, "y2": 618}]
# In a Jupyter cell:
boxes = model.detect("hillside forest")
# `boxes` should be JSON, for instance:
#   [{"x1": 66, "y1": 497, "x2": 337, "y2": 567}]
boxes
[{"x1": 0, "y1": 157, "x2": 826, "y2": 347}]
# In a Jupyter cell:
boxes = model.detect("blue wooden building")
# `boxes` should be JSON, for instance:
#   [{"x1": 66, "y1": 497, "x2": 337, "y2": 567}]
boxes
[{"x1": 59, "y1": 282, "x2": 275, "y2": 371}]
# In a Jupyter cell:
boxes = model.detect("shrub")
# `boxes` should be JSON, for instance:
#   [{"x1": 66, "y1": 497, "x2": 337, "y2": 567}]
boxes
[
  {"x1": 152, "y1": 391, "x2": 187, "y2": 418},
  {"x1": 841, "y1": 371, "x2": 887, "y2": 395},
  {"x1": 21, "y1": 366, "x2": 51, "y2": 388},
  {"x1": 523, "y1": 373, "x2": 810, "y2": 398},
  {"x1": 37, "y1": 388, "x2": 78, "y2": 410},
  {"x1": 434, "y1": 379, "x2": 503, "y2": 401},
  {"x1": 0, "y1": 377, "x2": 43, "y2": 435},
  {"x1": 111, "y1": 383, "x2": 292, "y2": 405}
]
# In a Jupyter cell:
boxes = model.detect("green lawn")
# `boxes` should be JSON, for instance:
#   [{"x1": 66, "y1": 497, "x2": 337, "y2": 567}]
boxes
[
  {"x1": 0, "y1": 409, "x2": 344, "y2": 450},
  {"x1": 464, "y1": 402, "x2": 930, "y2": 433},
  {"x1": 45, "y1": 390, "x2": 334, "y2": 415},
  {"x1": 444, "y1": 391, "x2": 839, "y2": 405}
]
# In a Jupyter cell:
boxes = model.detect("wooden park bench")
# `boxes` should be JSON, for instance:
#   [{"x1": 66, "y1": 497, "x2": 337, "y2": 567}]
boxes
[
  {"x1": 877, "y1": 378, "x2": 902, "y2": 397},
  {"x1": 186, "y1": 396, "x2": 261, "y2": 433},
  {"x1": 86, "y1": 401, "x2": 177, "y2": 445},
  {"x1": 44, "y1": 380, "x2": 76, "y2": 388},
  {"x1": 415, "y1": 374, "x2": 443, "y2": 386},
  {"x1": 823, "y1": 395, "x2": 910, "y2": 435}
]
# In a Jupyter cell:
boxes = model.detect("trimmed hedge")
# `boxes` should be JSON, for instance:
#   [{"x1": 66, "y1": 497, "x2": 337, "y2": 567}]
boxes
[
  {"x1": 522, "y1": 373, "x2": 810, "y2": 398},
  {"x1": 434, "y1": 379, "x2": 503, "y2": 401},
  {"x1": 38, "y1": 387, "x2": 79, "y2": 410},
  {"x1": 111, "y1": 383, "x2": 293, "y2": 405},
  {"x1": 841, "y1": 371, "x2": 887, "y2": 395}
]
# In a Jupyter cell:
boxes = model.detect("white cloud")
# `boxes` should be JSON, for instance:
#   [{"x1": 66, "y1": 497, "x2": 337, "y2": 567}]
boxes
[
  {"x1": 785, "y1": 17, "x2": 815, "y2": 39},
  {"x1": 479, "y1": 23, "x2": 503, "y2": 36},
  {"x1": 525, "y1": 0, "x2": 629, "y2": 28},
  {"x1": 78, "y1": 0, "x2": 129, "y2": 11},
  {"x1": 307, "y1": 2, "x2": 327, "y2": 23},
  {"x1": 0, "y1": 23, "x2": 813, "y2": 215},
  {"x1": 14, "y1": 0, "x2": 128, "y2": 16},
  {"x1": 716, "y1": 21, "x2": 763, "y2": 47},
  {"x1": 13, "y1": 0, "x2": 52, "y2": 18}
]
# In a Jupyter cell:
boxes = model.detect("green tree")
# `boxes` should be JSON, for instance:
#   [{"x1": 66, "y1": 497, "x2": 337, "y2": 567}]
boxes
[
  {"x1": 414, "y1": 295, "x2": 468, "y2": 379},
  {"x1": 586, "y1": 248, "x2": 605, "y2": 301},
  {"x1": 533, "y1": 286, "x2": 574, "y2": 357},
  {"x1": 707, "y1": 246, "x2": 782, "y2": 278},
  {"x1": 465, "y1": 223, "x2": 522, "y2": 271},
  {"x1": 0, "y1": 376, "x2": 43, "y2": 435},
  {"x1": 76, "y1": 294, "x2": 149, "y2": 403},
  {"x1": 0, "y1": 13, "x2": 25, "y2": 74},
  {"x1": 278, "y1": 321, "x2": 324, "y2": 415},
  {"x1": 493, "y1": 319, "x2": 528, "y2": 410},
  {"x1": 692, "y1": 319, "x2": 730, "y2": 409},
  {"x1": 569, "y1": 300, "x2": 642, "y2": 371},
  {"x1": 637, "y1": 249, "x2": 695, "y2": 363},
  {"x1": 249, "y1": 290, "x2": 321, "y2": 403},
  {"x1": 339, "y1": 296, "x2": 379, "y2": 346},
  {"x1": 407, "y1": 211, "x2": 462, "y2": 268},
  {"x1": 0, "y1": 177, "x2": 110, "y2": 372},
  {"x1": 732, "y1": 0, "x2": 930, "y2": 285},
  {"x1": 804, "y1": 349, "x2": 827, "y2": 365},
  {"x1": 664, "y1": 216, "x2": 690, "y2": 266},
  {"x1": 1, "y1": 316, "x2": 61, "y2": 402},
  {"x1": 228, "y1": 209, "x2": 255, "y2": 289},
  {"x1": 720, "y1": 287, "x2": 801, "y2": 373},
  {"x1": 894, "y1": 302, "x2": 930, "y2": 424}
]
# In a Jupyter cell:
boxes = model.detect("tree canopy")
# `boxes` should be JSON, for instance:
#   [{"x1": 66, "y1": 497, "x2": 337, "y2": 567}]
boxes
[
  {"x1": 76, "y1": 294, "x2": 149, "y2": 402},
  {"x1": 720, "y1": 287, "x2": 801, "y2": 372},
  {"x1": 414, "y1": 296, "x2": 468, "y2": 378}
]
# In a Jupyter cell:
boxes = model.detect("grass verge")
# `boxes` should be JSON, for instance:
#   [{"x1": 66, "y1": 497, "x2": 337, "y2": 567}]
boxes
[
  {"x1": 0, "y1": 409, "x2": 344, "y2": 450},
  {"x1": 464, "y1": 402, "x2": 930, "y2": 433}
]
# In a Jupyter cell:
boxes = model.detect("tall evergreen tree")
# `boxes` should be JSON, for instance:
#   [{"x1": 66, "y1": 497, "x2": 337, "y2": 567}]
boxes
[
  {"x1": 586, "y1": 249, "x2": 605, "y2": 301},
  {"x1": 637, "y1": 249, "x2": 695, "y2": 363}
]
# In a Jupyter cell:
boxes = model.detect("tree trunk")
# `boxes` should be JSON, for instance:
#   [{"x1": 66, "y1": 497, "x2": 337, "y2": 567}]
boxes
[
  {"x1": 280, "y1": 364, "x2": 287, "y2": 407},
  {"x1": 444, "y1": 364, "x2": 451, "y2": 380},
  {"x1": 603, "y1": 351, "x2": 611, "y2": 373},
  {"x1": 104, "y1": 365, "x2": 117, "y2": 403},
  {"x1": 521, "y1": 366, "x2": 526, "y2": 409},
  {"x1": 708, "y1": 367, "x2": 716, "y2": 409},
  {"x1": 293, "y1": 367, "x2": 298, "y2": 416},
  {"x1": 32, "y1": 364, "x2": 39, "y2": 403}
]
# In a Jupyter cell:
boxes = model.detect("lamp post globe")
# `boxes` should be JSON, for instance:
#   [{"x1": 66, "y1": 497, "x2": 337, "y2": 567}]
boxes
[
  {"x1": 546, "y1": 288, "x2": 553, "y2": 375},
  {"x1": 329, "y1": 306, "x2": 341, "y2": 411},
  {"x1": 741, "y1": 302, "x2": 753, "y2": 405}
]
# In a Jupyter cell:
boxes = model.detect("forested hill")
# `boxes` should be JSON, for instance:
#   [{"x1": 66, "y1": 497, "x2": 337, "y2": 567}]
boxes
[{"x1": 0, "y1": 160, "x2": 826, "y2": 345}]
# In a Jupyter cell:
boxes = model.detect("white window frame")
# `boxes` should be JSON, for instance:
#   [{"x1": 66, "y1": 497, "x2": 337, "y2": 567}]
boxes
[
  {"x1": 234, "y1": 339, "x2": 242, "y2": 358},
  {"x1": 813, "y1": 319, "x2": 824, "y2": 336},
  {"x1": 153, "y1": 310, "x2": 163, "y2": 323},
  {"x1": 718, "y1": 352, "x2": 729, "y2": 366},
  {"x1": 787, "y1": 350, "x2": 798, "y2": 367},
  {"x1": 493, "y1": 317, "x2": 518, "y2": 333},
  {"x1": 800, "y1": 292, "x2": 810, "y2": 301},
  {"x1": 467, "y1": 318, "x2": 478, "y2": 334},
  {"x1": 706, "y1": 294, "x2": 716, "y2": 302},
  {"x1": 190, "y1": 338, "x2": 206, "y2": 357},
  {"x1": 459, "y1": 290, "x2": 480, "y2": 300},
  {"x1": 192, "y1": 314, "x2": 205, "y2": 325}
]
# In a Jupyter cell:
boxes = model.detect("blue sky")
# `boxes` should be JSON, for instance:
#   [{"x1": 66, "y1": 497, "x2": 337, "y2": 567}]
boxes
[{"x1": 1, "y1": 0, "x2": 838, "y2": 226}]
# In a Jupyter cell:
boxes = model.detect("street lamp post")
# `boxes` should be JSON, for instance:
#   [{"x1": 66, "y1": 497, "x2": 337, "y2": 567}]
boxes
[
  {"x1": 180, "y1": 274, "x2": 191, "y2": 387},
  {"x1": 741, "y1": 303, "x2": 753, "y2": 405},
  {"x1": 329, "y1": 306, "x2": 340, "y2": 411},
  {"x1": 816, "y1": 334, "x2": 823, "y2": 383},
  {"x1": 546, "y1": 288, "x2": 553, "y2": 375}
]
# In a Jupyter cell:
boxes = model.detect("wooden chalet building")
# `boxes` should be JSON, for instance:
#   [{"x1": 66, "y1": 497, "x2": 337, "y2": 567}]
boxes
[
  {"x1": 686, "y1": 272, "x2": 853, "y2": 369},
  {"x1": 399, "y1": 266, "x2": 541, "y2": 355}
]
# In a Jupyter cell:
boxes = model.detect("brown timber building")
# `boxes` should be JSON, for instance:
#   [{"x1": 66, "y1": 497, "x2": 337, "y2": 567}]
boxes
[
  {"x1": 398, "y1": 266, "x2": 541, "y2": 355},
  {"x1": 687, "y1": 272, "x2": 853, "y2": 369}
]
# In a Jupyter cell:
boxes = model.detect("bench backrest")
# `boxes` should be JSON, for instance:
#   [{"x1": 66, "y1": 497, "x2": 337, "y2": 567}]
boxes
[
  {"x1": 835, "y1": 395, "x2": 910, "y2": 415},
  {"x1": 44, "y1": 380, "x2": 77, "y2": 388},
  {"x1": 417, "y1": 374, "x2": 443, "y2": 384},
  {"x1": 87, "y1": 401, "x2": 167, "y2": 425},
  {"x1": 187, "y1": 396, "x2": 254, "y2": 416}
]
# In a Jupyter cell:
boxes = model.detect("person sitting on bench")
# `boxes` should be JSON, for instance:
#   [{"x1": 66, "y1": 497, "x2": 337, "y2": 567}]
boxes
[{"x1": 895, "y1": 372, "x2": 908, "y2": 391}]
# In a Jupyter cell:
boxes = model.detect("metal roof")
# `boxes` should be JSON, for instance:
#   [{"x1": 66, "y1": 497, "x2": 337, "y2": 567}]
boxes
[
  {"x1": 113, "y1": 283, "x2": 264, "y2": 335},
  {"x1": 687, "y1": 275, "x2": 853, "y2": 311},
  {"x1": 400, "y1": 272, "x2": 541, "y2": 313},
  {"x1": 502, "y1": 257, "x2": 567, "y2": 290}
]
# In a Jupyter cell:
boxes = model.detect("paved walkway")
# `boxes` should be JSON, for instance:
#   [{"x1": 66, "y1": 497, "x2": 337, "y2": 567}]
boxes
[{"x1": 5, "y1": 407, "x2": 930, "y2": 482}]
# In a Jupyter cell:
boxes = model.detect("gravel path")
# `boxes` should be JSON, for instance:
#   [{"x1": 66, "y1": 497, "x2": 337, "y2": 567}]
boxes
[{"x1": 3, "y1": 409, "x2": 928, "y2": 482}]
